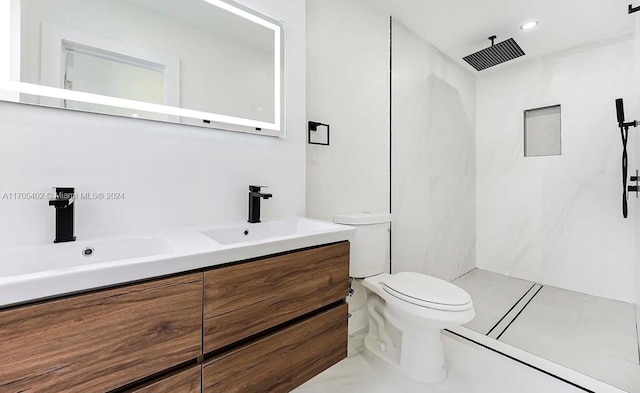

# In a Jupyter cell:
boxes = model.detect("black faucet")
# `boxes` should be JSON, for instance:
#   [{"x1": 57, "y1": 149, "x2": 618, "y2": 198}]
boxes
[
  {"x1": 49, "y1": 187, "x2": 76, "y2": 243},
  {"x1": 248, "y1": 185, "x2": 272, "y2": 223}
]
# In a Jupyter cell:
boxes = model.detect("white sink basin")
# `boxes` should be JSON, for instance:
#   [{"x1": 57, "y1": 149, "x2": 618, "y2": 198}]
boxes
[
  {"x1": 201, "y1": 218, "x2": 345, "y2": 245},
  {"x1": 0, "y1": 217, "x2": 354, "y2": 308},
  {"x1": 0, "y1": 236, "x2": 172, "y2": 279}
]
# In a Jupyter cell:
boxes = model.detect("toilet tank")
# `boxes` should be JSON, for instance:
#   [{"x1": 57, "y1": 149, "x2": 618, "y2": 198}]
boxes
[{"x1": 334, "y1": 212, "x2": 392, "y2": 278}]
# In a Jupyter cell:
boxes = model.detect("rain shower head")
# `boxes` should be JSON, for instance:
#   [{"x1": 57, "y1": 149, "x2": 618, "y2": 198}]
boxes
[{"x1": 463, "y1": 36, "x2": 525, "y2": 71}]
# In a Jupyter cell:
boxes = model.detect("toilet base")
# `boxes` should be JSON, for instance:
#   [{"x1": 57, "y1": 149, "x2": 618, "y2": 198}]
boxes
[
  {"x1": 361, "y1": 273, "x2": 474, "y2": 384},
  {"x1": 364, "y1": 327, "x2": 447, "y2": 384}
]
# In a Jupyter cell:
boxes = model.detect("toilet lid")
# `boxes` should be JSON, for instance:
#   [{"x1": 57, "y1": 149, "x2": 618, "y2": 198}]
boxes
[{"x1": 382, "y1": 272, "x2": 472, "y2": 310}]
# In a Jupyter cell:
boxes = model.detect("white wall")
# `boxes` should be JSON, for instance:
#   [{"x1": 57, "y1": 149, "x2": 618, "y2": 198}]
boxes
[
  {"x1": 0, "y1": 0, "x2": 305, "y2": 249},
  {"x1": 305, "y1": 0, "x2": 391, "y2": 223},
  {"x1": 306, "y1": 1, "x2": 476, "y2": 285},
  {"x1": 305, "y1": 0, "x2": 390, "y2": 342},
  {"x1": 476, "y1": 35, "x2": 638, "y2": 303},
  {"x1": 391, "y1": 20, "x2": 477, "y2": 282},
  {"x1": 20, "y1": 0, "x2": 275, "y2": 123}
]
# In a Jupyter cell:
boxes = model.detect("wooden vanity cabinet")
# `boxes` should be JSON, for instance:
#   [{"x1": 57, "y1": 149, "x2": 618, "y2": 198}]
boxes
[
  {"x1": 203, "y1": 242, "x2": 350, "y2": 353},
  {"x1": 0, "y1": 242, "x2": 350, "y2": 393},
  {"x1": 203, "y1": 303, "x2": 348, "y2": 393},
  {"x1": 0, "y1": 274, "x2": 203, "y2": 393},
  {"x1": 129, "y1": 366, "x2": 202, "y2": 393}
]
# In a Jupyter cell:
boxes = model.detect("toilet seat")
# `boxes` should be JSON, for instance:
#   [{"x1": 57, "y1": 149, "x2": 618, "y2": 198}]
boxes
[{"x1": 382, "y1": 272, "x2": 472, "y2": 312}]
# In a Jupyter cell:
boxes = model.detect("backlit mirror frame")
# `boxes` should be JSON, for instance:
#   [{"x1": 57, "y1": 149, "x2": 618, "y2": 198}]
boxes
[{"x1": 0, "y1": 0, "x2": 286, "y2": 137}]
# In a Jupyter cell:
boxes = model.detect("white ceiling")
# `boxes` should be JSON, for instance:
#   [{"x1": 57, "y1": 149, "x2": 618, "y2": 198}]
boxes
[{"x1": 364, "y1": 0, "x2": 635, "y2": 73}]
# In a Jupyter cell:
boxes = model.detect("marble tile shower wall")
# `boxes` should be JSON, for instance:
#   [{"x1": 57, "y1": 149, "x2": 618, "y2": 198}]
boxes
[
  {"x1": 476, "y1": 35, "x2": 638, "y2": 303},
  {"x1": 391, "y1": 21, "x2": 477, "y2": 281}
]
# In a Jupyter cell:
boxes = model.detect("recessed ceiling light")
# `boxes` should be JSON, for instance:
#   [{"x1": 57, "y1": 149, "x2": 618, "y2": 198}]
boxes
[{"x1": 520, "y1": 21, "x2": 539, "y2": 30}]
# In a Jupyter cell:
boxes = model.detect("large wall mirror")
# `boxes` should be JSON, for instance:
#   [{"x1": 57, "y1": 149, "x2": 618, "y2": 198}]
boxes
[{"x1": 0, "y1": 0, "x2": 285, "y2": 137}]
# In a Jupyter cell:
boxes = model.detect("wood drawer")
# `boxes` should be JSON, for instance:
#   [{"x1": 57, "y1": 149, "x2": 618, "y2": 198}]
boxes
[
  {"x1": 130, "y1": 366, "x2": 201, "y2": 393},
  {"x1": 0, "y1": 273, "x2": 203, "y2": 393},
  {"x1": 203, "y1": 242, "x2": 349, "y2": 353},
  {"x1": 202, "y1": 303, "x2": 348, "y2": 393}
]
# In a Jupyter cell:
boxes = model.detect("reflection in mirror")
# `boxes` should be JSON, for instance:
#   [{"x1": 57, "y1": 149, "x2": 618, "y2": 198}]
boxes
[
  {"x1": 4, "y1": 0, "x2": 284, "y2": 135},
  {"x1": 64, "y1": 50, "x2": 167, "y2": 121}
]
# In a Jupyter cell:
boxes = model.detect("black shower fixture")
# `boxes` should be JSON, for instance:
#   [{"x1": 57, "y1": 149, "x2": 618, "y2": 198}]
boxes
[
  {"x1": 615, "y1": 98, "x2": 637, "y2": 218},
  {"x1": 463, "y1": 36, "x2": 525, "y2": 71},
  {"x1": 616, "y1": 99, "x2": 636, "y2": 128}
]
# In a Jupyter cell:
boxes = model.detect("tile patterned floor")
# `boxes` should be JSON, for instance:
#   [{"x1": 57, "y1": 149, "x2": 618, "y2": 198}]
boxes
[
  {"x1": 293, "y1": 333, "x2": 584, "y2": 393},
  {"x1": 500, "y1": 286, "x2": 640, "y2": 392},
  {"x1": 455, "y1": 269, "x2": 640, "y2": 392},
  {"x1": 298, "y1": 269, "x2": 639, "y2": 392},
  {"x1": 453, "y1": 269, "x2": 534, "y2": 334}
]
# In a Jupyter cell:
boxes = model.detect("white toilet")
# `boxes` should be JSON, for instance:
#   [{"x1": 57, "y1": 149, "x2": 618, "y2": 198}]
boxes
[{"x1": 334, "y1": 212, "x2": 475, "y2": 384}]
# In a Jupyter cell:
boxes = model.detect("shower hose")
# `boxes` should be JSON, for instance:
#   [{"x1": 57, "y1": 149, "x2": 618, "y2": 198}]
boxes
[{"x1": 621, "y1": 124, "x2": 629, "y2": 218}]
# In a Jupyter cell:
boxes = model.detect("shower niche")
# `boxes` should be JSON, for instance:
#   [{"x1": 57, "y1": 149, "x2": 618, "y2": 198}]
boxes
[{"x1": 524, "y1": 105, "x2": 562, "y2": 157}]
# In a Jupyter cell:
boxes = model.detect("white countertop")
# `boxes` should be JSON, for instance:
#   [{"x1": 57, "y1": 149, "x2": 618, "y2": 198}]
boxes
[{"x1": 0, "y1": 217, "x2": 355, "y2": 308}]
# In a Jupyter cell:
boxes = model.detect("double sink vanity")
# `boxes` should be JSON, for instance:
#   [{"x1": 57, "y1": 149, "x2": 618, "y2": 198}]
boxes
[{"x1": 0, "y1": 218, "x2": 354, "y2": 393}]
